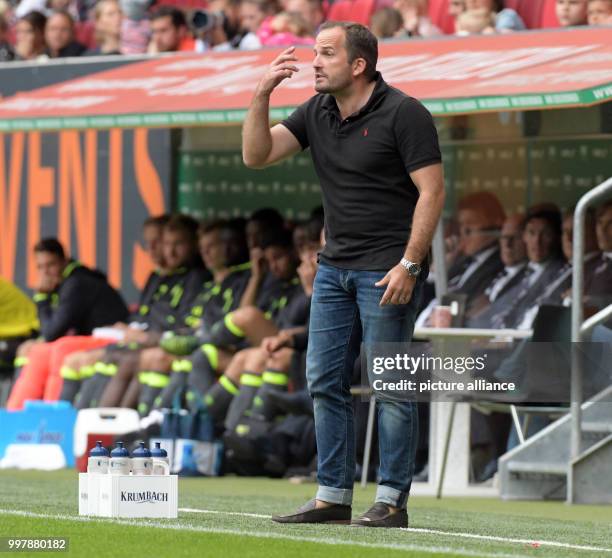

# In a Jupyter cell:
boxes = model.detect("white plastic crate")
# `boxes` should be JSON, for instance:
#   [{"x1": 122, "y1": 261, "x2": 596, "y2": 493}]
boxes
[{"x1": 78, "y1": 473, "x2": 178, "y2": 518}]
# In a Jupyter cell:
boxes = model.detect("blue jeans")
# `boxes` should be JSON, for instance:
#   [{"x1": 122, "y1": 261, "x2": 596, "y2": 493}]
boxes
[{"x1": 306, "y1": 262, "x2": 422, "y2": 509}]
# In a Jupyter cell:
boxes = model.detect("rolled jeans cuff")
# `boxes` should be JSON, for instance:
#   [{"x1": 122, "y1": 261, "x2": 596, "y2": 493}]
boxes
[
  {"x1": 375, "y1": 485, "x2": 408, "y2": 509},
  {"x1": 316, "y1": 485, "x2": 353, "y2": 506}
]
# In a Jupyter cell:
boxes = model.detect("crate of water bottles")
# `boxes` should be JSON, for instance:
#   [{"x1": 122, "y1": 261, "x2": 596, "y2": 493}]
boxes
[{"x1": 78, "y1": 441, "x2": 178, "y2": 518}]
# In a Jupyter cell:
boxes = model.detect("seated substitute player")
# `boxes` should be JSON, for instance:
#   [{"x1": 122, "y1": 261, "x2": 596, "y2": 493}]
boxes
[
  {"x1": 132, "y1": 219, "x2": 253, "y2": 415},
  {"x1": 161, "y1": 227, "x2": 309, "y2": 424},
  {"x1": 58, "y1": 214, "x2": 170, "y2": 403},
  {"x1": 74, "y1": 214, "x2": 209, "y2": 410},
  {"x1": 7, "y1": 238, "x2": 129, "y2": 410}
]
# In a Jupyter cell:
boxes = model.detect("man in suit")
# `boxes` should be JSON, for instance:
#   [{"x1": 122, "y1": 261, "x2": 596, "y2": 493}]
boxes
[
  {"x1": 467, "y1": 207, "x2": 566, "y2": 330},
  {"x1": 467, "y1": 213, "x2": 528, "y2": 319},
  {"x1": 586, "y1": 200, "x2": 612, "y2": 311},
  {"x1": 516, "y1": 209, "x2": 600, "y2": 329},
  {"x1": 416, "y1": 191, "x2": 505, "y2": 327}
]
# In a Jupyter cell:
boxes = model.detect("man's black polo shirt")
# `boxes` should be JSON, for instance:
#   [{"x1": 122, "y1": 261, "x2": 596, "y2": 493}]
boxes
[{"x1": 281, "y1": 72, "x2": 441, "y2": 271}]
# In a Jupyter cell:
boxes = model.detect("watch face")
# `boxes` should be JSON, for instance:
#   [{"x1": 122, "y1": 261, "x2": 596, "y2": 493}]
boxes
[{"x1": 409, "y1": 264, "x2": 420, "y2": 276}]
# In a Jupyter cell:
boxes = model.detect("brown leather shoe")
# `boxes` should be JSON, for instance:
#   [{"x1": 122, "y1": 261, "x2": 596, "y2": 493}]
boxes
[
  {"x1": 351, "y1": 502, "x2": 408, "y2": 528},
  {"x1": 272, "y1": 498, "x2": 352, "y2": 524}
]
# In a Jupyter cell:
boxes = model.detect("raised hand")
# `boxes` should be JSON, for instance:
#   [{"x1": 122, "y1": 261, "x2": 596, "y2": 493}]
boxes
[{"x1": 257, "y1": 46, "x2": 300, "y2": 96}]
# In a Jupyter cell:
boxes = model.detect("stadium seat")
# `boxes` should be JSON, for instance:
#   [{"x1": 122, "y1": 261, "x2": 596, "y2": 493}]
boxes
[
  {"x1": 327, "y1": 0, "x2": 377, "y2": 25},
  {"x1": 75, "y1": 21, "x2": 97, "y2": 50},
  {"x1": 540, "y1": 0, "x2": 561, "y2": 28},
  {"x1": 513, "y1": 0, "x2": 547, "y2": 29},
  {"x1": 427, "y1": 0, "x2": 455, "y2": 35},
  {"x1": 327, "y1": 1, "x2": 353, "y2": 22},
  {"x1": 155, "y1": 0, "x2": 208, "y2": 8},
  {"x1": 503, "y1": 0, "x2": 520, "y2": 9}
]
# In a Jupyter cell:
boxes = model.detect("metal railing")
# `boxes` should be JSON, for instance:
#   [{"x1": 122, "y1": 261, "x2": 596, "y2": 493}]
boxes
[{"x1": 570, "y1": 177, "x2": 612, "y2": 486}]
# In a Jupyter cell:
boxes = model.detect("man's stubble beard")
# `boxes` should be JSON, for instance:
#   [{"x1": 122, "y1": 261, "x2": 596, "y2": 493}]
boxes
[{"x1": 314, "y1": 71, "x2": 353, "y2": 94}]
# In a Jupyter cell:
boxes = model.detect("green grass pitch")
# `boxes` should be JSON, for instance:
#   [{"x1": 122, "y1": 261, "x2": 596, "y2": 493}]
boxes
[{"x1": 0, "y1": 470, "x2": 611, "y2": 557}]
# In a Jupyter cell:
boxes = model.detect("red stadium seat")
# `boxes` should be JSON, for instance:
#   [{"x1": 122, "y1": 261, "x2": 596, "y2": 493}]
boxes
[
  {"x1": 513, "y1": 0, "x2": 547, "y2": 29},
  {"x1": 326, "y1": 0, "x2": 376, "y2": 25},
  {"x1": 503, "y1": 0, "x2": 521, "y2": 10},
  {"x1": 75, "y1": 21, "x2": 96, "y2": 49},
  {"x1": 327, "y1": 0, "x2": 353, "y2": 21},
  {"x1": 540, "y1": 0, "x2": 561, "y2": 28},
  {"x1": 428, "y1": 0, "x2": 455, "y2": 35},
  {"x1": 155, "y1": 0, "x2": 207, "y2": 9},
  {"x1": 350, "y1": 0, "x2": 377, "y2": 25}
]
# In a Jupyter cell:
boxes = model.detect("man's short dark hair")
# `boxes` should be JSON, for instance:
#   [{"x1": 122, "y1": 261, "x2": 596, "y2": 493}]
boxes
[
  {"x1": 34, "y1": 238, "x2": 65, "y2": 259},
  {"x1": 261, "y1": 227, "x2": 293, "y2": 251},
  {"x1": 151, "y1": 6, "x2": 187, "y2": 28},
  {"x1": 199, "y1": 219, "x2": 228, "y2": 236},
  {"x1": 20, "y1": 10, "x2": 47, "y2": 34},
  {"x1": 524, "y1": 206, "x2": 563, "y2": 258},
  {"x1": 144, "y1": 214, "x2": 171, "y2": 229},
  {"x1": 164, "y1": 213, "x2": 199, "y2": 240},
  {"x1": 248, "y1": 207, "x2": 285, "y2": 230},
  {"x1": 318, "y1": 21, "x2": 378, "y2": 81},
  {"x1": 524, "y1": 205, "x2": 562, "y2": 232}
]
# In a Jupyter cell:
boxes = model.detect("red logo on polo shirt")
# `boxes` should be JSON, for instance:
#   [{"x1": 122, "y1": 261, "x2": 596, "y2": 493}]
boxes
[{"x1": 363, "y1": 128, "x2": 368, "y2": 137}]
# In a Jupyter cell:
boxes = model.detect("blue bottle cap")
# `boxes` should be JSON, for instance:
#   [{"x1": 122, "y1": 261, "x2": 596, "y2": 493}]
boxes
[
  {"x1": 110, "y1": 441, "x2": 130, "y2": 458},
  {"x1": 89, "y1": 441, "x2": 109, "y2": 457},
  {"x1": 131, "y1": 441, "x2": 151, "y2": 458},
  {"x1": 150, "y1": 442, "x2": 167, "y2": 458}
]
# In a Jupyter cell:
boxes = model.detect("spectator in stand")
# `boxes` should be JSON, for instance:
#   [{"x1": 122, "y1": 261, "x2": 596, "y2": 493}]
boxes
[
  {"x1": 193, "y1": 0, "x2": 245, "y2": 51},
  {"x1": 587, "y1": 0, "x2": 612, "y2": 23},
  {"x1": 285, "y1": 0, "x2": 325, "y2": 35},
  {"x1": 47, "y1": 0, "x2": 80, "y2": 21},
  {"x1": 455, "y1": 7, "x2": 496, "y2": 33},
  {"x1": 393, "y1": 0, "x2": 442, "y2": 37},
  {"x1": 238, "y1": 0, "x2": 277, "y2": 50},
  {"x1": 45, "y1": 10, "x2": 86, "y2": 57},
  {"x1": 370, "y1": 7, "x2": 404, "y2": 39},
  {"x1": 14, "y1": 11, "x2": 47, "y2": 61},
  {"x1": 555, "y1": 0, "x2": 588, "y2": 26},
  {"x1": 148, "y1": 6, "x2": 191, "y2": 53},
  {"x1": 86, "y1": 0, "x2": 123, "y2": 55},
  {"x1": 465, "y1": 0, "x2": 525, "y2": 32},
  {"x1": 257, "y1": 9, "x2": 315, "y2": 45},
  {"x1": 448, "y1": 0, "x2": 466, "y2": 21},
  {"x1": 119, "y1": 0, "x2": 150, "y2": 54},
  {"x1": 0, "y1": 15, "x2": 15, "y2": 61}
]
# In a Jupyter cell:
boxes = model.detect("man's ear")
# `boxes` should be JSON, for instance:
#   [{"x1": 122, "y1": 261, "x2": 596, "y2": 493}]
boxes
[{"x1": 352, "y1": 57, "x2": 367, "y2": 78}]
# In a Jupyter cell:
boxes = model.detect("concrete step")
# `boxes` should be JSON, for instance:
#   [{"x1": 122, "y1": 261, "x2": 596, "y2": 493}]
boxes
[
  {"x1": 507, "y1": 461, "x2": 566, "y2": 475},
  {"x1": 582, "y1": 421, "x2": 612, "y2": 434}
]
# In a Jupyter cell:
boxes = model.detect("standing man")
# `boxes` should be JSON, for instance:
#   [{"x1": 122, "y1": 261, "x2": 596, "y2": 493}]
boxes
[{"x1": 242, "y1": 22, "x2": 444, "y2": 527}]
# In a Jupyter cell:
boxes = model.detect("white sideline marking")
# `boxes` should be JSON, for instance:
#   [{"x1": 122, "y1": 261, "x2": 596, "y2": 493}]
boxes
[
  {"x1": 181, "y1": 507, "x2": 268, "y2": 519},
  {"x1": 0, "y1": 508, "x2": 529, "y2": 558},
  {"x1": 178, "y1": 506, "x2": 612, "y2": 554}
]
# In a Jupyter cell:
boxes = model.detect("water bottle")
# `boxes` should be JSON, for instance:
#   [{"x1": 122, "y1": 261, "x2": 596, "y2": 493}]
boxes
[
  {"x1": 87, "y1": 441, "x2": 109, "y2": 474},
  {"x1": 150, "y1": 442, "x2": 170, "y2": 475},
  {"x1": 131, "y1": 442, "x2": 153, "y2": 475},
  {"x1": 109, "y1": 441, "x2": 131, "y2": 475}
]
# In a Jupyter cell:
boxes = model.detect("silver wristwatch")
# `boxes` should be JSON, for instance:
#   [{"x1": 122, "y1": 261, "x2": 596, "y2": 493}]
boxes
[{"x1": 399, "y1": 258, "x2": 421, "y2": 277}]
